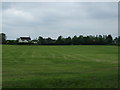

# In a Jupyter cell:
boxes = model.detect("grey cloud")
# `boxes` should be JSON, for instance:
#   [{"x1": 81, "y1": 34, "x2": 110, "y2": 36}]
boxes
[{"x1": 2, "y1": 2, "x2": 118, "y2": 40}]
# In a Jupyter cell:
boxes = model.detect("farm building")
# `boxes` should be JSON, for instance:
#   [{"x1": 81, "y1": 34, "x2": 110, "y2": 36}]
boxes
[{"x1": 17, "y1": 37, "x2": 31, "y2": 43}]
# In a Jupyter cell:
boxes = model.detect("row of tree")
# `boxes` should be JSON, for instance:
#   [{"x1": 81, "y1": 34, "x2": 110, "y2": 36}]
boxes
[
  {"x1": 0, "y1": 33, "x2": 120, "y2": 45},
  {"x1": 37, "y1": 35, "x2": 120, "y2": 45}
]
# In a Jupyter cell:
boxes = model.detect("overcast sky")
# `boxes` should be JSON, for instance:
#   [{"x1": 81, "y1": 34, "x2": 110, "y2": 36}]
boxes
[{"x1": 1, "y1": 2, "x2": 118, "y2": 40}]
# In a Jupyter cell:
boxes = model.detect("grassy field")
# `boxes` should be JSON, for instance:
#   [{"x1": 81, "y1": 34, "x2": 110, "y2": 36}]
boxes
[{"x1": 2, "y1": 45, "x2": 118, "y2": 88}]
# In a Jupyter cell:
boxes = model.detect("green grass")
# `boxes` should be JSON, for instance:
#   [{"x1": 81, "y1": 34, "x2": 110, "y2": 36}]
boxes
[{"x1": 2, "y1": 45, "x2": 118, "y2": 88}]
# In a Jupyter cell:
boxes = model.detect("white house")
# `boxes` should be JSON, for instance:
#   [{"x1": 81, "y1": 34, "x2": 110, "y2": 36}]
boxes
[{"x1": 18, "y1": 37, "x2": 31, "y2": 43}]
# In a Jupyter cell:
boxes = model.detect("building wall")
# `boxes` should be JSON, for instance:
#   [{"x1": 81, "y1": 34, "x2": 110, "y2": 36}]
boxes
[{"x1": 18, "y1": 39, "x2": 29, "y2": 43}]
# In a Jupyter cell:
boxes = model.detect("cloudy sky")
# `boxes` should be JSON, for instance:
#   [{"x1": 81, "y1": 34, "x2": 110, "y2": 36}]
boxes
[{"x1": 1, "y1": 2, "x2": 118, "y2": 40}]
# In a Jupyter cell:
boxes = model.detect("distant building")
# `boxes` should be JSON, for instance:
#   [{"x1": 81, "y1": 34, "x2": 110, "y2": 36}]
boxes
[
  {"x1": 32, "y1": 40, "x2": 38, "y2": 44},
  {"x1": 18, "y1": 37, "x2": 31, "y2": 43}
]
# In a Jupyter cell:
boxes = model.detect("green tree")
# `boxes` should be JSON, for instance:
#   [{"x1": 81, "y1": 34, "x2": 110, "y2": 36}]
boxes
[
  {"x1": 56, "y1": 36, "x2": 64, "y2": 45},
  {"x1": 72, "y1": 35, "x2": 79, "y2": 45},
  {"x1": 98, "y1": 35, "x2": 104, "y2": 45},
  {"x1": 45, "y1": 37, "x2": 55, "y2": 45},
  {"x1": 0, "y1": 33, "x2": 7, "y2": 44},
  {"x1": 38, "y1": 36, "x2": 44, "y2": 45},
  {"x1": 106, "y1": 34, "x2": 113, "y2": 45},
  {"x1": 65, "y1": 36, "x2": 72, "y2": 45},
  {"x1": 78, "y1": 35, "x2": 84, "y2": 45}
]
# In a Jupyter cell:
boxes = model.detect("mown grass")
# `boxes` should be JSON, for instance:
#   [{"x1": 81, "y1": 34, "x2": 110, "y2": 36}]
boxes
[{"x1": 2, "y1": 45, "x2": 118, "y2": 88}]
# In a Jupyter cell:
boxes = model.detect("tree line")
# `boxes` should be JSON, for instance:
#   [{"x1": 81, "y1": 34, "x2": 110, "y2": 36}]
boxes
[
  {"x1": 0, "y1": 33, "x2": 120, "y2": 45},
  {"x1": 37, "y1": 35, "x2": 120, "y2": 45}
]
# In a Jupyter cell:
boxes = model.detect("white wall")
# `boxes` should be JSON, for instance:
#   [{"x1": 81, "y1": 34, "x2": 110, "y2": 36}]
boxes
[{"x1": 18, "y1": 39, "x2": 30, "y2": 43}]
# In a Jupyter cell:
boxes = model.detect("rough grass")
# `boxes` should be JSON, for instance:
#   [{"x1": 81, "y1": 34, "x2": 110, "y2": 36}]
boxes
[{"x1": 2, "y1": 45, "x2": 118, "y2": 88}]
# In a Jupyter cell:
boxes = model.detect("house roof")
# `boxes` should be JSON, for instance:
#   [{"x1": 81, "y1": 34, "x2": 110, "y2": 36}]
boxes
[{"x1": 20, "y1": 37, "x2": 31, "y2": 40}]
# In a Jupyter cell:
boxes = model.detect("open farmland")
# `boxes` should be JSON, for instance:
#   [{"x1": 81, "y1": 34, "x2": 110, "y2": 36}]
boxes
[{"x1": 2, "y1": 45, "x2": 118, "y2": 88}]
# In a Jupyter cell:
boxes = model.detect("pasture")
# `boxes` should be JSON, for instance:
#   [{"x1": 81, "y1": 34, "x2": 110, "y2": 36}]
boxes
[{"x1": 2, "y1": 45, "x2": 118, "y2": 88}]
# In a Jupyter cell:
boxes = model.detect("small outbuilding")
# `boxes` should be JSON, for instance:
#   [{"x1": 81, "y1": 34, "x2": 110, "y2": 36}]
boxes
[{"x1": 18, "y1": 37, "x2": 31, "y2": 43}]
